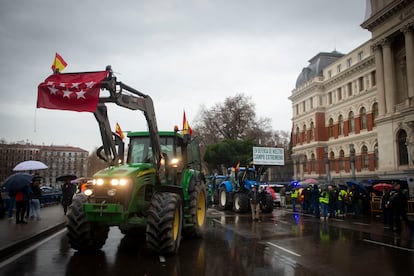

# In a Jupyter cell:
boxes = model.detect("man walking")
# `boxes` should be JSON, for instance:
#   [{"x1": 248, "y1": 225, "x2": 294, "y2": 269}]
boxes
[{"x1": 248, "y1": 186, "x2": 261, "y2": 222}]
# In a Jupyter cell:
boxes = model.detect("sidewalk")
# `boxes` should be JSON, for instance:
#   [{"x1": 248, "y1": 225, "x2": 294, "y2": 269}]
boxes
[{"x1": 0, "y1": 204, "x2": 66, "y2": 260}]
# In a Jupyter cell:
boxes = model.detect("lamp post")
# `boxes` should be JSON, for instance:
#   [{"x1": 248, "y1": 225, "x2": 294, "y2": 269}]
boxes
[{"x1": 349, "y1": 144, "x2": 356, "y2": 180}]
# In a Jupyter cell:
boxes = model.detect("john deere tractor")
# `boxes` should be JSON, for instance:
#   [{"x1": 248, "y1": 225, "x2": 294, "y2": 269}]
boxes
[{"x1": 55, "y1": 66, "x2": 207, "y2": 255}]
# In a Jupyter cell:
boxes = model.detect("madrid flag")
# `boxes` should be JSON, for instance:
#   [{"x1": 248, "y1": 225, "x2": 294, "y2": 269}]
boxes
[{"x1": 37, "y1": 71, "x2": 108, "y2": 112}]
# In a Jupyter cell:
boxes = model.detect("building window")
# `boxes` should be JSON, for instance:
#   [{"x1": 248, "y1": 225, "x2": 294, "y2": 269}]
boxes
[
  {"x1": 370, "y1": 70, "x2": 376, "y2": 87},
  {"x1": 349, "y1": 111, "x2": 355, "y2": 132},
  {"x1": 302, "y1": 101, "x2": 306, "y2": 112},
  {"x1": 328, "y1": 70, "x2": 332, "y2": 78},
  {"x1": 296, "y1": 104, "x2": 299, "y2": 115},
  {"x1": 372, "y1": 102, "x2": 378, "y2": 127},
  {"x1": 358, "y1": 51, "x2": 363, "y2": 61},
  {"x1": 339, "y1": 149, "x2": 345, "y2": 171},
  {"x1": 310, "y1": 97, "x2": 313, "y2": 109},
  {"x1": 347, "y1": 58, "x2": 352, "y2": 68},
  {"x1": 374, "y1": 143, "x2": 378, "y2": 169},
  {"x1": 397, "y1": 130, "x2": 409, "y2": 166},
  {"x1": 329, "y1": 151, "x2": 335, "y2": 171},
  {"x1": 360, "y1": 107, "x2": 367, "y2": 130},
  {"x1": 337, "y1": 87, "x2": 342, "y2": 101},
  {"x1": 296, "y1": 126, "x2": 300, "y2": 144},
  {"x1": 303, "y1": 124, "x2": 307, "y2": 143},
  {"x1": 337, "y1": 64, "x2": 342, "y2": 73},
  {"x1": 329, "y1": 118, "x2": 334, "y2": 138},
  {"x1": 310, "y1": 121, "x2": 314, "y2": 140},
  {"x1": 303, "y1": 155, "x2": 307, "y2": 172},
  {"x1": 338, "y1": 115, "x2": 344, "y2": 135},
  {"x1": 347, "y1": 82, "x2": 352, "y2": 96},
  {"x1": 358, "y1": 76, "x2": 364, "y2": 91},
  {"x1": 310, "y1": 153, "x2": 315, "y2": 172},
  {"x1": 328, "y1": 92, "x2": 332, "y2": 104},
  {"x1": 361, "y1": 145, "x2": 368, "y2": 169}
]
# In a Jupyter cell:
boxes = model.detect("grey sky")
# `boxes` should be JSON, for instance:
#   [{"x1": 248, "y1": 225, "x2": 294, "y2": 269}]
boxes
[{"x1": 0, "y1": 0, "x2": 371, "y2": 152}]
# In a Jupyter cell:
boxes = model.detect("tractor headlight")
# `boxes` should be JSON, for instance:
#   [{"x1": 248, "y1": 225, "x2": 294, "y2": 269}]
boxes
[
  {"x1": 84, "y1": 189, "x2": 93, "y2": 196},
  {"x1": 95, "y1": 178, "x2": 104, "y2": 186},
  {"x1": 170, "y1": 158, "x2": 179, "y2": 168},
  {"x1": 111, "y1": 178, "x2": 128, "y2": 186}
]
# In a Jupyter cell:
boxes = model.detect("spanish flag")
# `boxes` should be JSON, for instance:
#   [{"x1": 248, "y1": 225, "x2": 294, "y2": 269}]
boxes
[
  {"x1": 115, "y1": 122, "x2": 125, "y2": 139},
  {"x1": 51, "y1": 53, "x2": 67, "y2": 73},
  {"x1": 183, "y1": 111, "x2": 193, "y2": 136}
]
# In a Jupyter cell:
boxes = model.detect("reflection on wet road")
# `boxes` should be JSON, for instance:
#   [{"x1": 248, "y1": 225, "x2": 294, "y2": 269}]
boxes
[{"x1": 0, "y1": 208, "x2": 413, "y2": 275}]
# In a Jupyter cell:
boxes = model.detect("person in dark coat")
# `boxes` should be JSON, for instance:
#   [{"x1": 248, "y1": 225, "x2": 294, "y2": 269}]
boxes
[
  {"x1": 15, "y1": 185, "x2": 31, "y2": 224},
  {"x1": 29, "y1": 177, "x2": 42, "y2": 220},
  {"x1": 311, "y1": 185, "x2": 320, "y2": 218},
  {"x1": 61, "y1": 178, "x2": 75, "y2": 215},
  {"x1": 248, "y1": 186, "x2": 261, "y2": 221}
]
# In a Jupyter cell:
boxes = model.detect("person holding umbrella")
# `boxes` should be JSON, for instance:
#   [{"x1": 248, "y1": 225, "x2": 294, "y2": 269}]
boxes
[{"x1": 2, "y1": 173, "x2": 33, "y2": 224}]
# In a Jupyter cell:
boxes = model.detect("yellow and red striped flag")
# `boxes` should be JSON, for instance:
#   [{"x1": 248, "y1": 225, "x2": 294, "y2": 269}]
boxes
[
  {"x1": 183, "y1": 110, "x2": 193, "y2": 136},
  {"x1": 51, "y1": 53, "x2": 67, "y2": 73},
  {"x1": 115, "y1": 122, "x2": 125, "y2": 139}
]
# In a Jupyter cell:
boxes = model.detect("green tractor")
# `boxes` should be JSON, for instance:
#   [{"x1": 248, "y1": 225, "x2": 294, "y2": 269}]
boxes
[{"x1": 60, "y1": 67, "x2": 207, "y2": 255}]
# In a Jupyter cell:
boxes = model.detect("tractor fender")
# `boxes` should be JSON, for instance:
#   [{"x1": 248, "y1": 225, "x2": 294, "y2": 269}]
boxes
[{"x1": 219, "y1": 180, "x2": 233, "y2": 193}]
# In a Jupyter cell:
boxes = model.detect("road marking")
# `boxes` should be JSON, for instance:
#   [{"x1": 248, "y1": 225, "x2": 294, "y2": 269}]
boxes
[
  {"x1": 363, "y1": 239, "x2": 414, "y2": 252},
  {"x1": 0, "y1": 228, "x2": 67, "y2": 268},
  {"x1": 266, "y1": 242, "x2": 302, "y2": 257},
  {"x1": 353, "y1": 222, "x2": 370, "y2": 226},
  {"x1": 212, "y1": 219, "x2": 223, "y2": 225}
]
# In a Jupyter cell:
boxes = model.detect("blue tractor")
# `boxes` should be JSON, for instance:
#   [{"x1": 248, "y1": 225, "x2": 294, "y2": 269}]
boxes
[{"x1": 216, "y1": 166, "x2": 274, "y2": 213}]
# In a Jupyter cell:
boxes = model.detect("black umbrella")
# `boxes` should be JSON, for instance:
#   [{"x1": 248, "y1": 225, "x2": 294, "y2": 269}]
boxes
[
  {"x1": 56, "y1": 174, "x2": 77, "y2": 182},
  {"x1": 346, "y1": 180, "x2": 366, "y2": 192},
  {"x1": 2, "y1": 173, "x2": 33, "y2": 193}
]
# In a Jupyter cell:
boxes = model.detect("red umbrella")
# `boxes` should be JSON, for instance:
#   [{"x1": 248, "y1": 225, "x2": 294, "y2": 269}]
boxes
[
  {"x1": 373, "y1": 183, "x2": 393, "y2": 191},
  {"x1": 303, "y1": 178, "x2": 318, "y2": 184}
]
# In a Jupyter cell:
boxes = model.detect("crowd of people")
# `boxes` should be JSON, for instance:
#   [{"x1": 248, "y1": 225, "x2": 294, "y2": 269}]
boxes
[{"x1": 291, "y1": 183, "x2": 412, "y2": 232}]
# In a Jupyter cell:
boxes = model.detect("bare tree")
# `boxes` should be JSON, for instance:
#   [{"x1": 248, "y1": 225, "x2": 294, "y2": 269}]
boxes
[{"x1": 194, "y1": 94, "x2": 272, "y2": 145}]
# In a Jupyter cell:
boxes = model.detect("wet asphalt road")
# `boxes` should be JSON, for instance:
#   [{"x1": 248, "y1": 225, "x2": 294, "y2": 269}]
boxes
[{"x1": 0, "y1": 208, "x2": 413, "y2": 276}]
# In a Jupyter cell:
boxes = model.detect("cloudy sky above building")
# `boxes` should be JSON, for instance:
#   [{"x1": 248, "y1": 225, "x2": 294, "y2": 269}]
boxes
[{"x1": 0, "y1": 0, "x2": 371, "y2": 153}]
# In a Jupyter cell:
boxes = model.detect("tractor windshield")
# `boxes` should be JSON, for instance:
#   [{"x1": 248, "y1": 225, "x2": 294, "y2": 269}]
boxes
[{"x1": 128, "y1": 136, "x2": 179, "y2": 164}]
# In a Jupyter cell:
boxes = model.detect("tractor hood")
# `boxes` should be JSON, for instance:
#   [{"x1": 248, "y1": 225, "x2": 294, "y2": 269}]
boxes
[{"x1": 93, "y1": 163, "x2": 155, "y2": 178}]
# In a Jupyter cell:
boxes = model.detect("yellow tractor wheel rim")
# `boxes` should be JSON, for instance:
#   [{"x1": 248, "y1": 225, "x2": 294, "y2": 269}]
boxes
[{"x1": 197, "y1": 190, "x2": 206, "y2": 226}]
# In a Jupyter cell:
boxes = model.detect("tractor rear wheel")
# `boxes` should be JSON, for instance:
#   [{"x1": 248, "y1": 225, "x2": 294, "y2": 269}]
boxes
[
  {"x1": 184, "y1": 183, "x2": 207, "y2": 238},
  {"x1": 146, "y1": 192, "x2": 183, "y2": 255},
  {"x1": 66, "y1": 194, "x2": 109, "y2": 251},
  {"x1": 260, "y1": 193, "x2": 275, "y2": 213},
  {"x1": 233, "y1": 192, "x2": 249, "y2": 213}
]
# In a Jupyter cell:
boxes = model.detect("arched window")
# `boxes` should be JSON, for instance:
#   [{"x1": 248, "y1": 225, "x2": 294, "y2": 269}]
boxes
[
  {"x1": 360, "y1": 107, "x2": 367, "y2": 130},
  {"x1": 303, "y1": 124, "x2": 307, "y2": 143},
  {"x1": 397, "y1": 130, "x2": 409, "y2": 165},
  {"x1": 329, "y1": 118, "x2": 334, "y2": 137},
  {"x1": 303, "y1": 154, "x2": 307, "y2": 172},
  {"x1": 361, "y1": 145, "x2": 368, "y2": 169},
  {"x1": 374, "y1": 143, "x2": 378, "y2": 169},
  {"x1": 310, "y1": 153, "x2": 315, "y2": 172},
  {"x1": 329, "y1": 151, "x2": 335, "y2": 171},
  {"x1": 338, "y1": 115, "x2": 344, "y2": 135},
  {"x1": 349, "y1": 111, "x2": 355, "y2": 132},
  {"x1": 296, "y1": 126, "x2": 300, "y2": 144},
  {"x1": 310, "y1": 121, "x2": 314, "y2": 140},
  {"x1": 339, "y1": 149, "x2": 345, "y2": 171},
  {"x1": 372, "y1": 102, "x2": 378, "y2": 127}
]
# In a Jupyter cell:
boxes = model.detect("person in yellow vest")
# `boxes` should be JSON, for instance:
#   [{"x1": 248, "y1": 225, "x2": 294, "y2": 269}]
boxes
[
  {"x1": 337, "y1": 187, "x2": 347, "y2": 218},
  {"x1": 319, "y1": 187, "x2": 330, "y2": 220},
  {"x1": 291, "y1": 188, "x2": 299, "y2": 212}
]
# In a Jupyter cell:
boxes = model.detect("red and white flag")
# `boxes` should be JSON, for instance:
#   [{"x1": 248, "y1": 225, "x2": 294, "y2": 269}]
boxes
[{"x1": 37, "y1": 71, "x2": 108, "y2": 112}]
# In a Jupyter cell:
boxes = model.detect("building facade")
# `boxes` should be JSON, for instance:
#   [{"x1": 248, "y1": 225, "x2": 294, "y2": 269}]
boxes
[
  {"x1": 0, "y1": 142, "x2": 89, "y2": 187},
  {"x1": 289, "y1": 0, "x2": 414, "y2": 193}
]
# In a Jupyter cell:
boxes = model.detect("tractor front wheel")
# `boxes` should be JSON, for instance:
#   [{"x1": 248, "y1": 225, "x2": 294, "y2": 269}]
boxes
[
  {"x1": 184, "y1": 183, "x2": 207, "y2": 238},
  {"x1": 66, "y1": 194, "x2": 109, "y2": 251},
  {"x1": 146, "y1": 192, "x2": 183, "y2": 255}
]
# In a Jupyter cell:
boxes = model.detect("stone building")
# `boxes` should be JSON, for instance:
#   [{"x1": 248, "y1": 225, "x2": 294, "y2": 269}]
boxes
[
  {"x1": 0, "y1": 142, "x2": 89, "y2": 187},
  {"x1": 289, "y1": 0, "x2": 414, "y2": 192}
]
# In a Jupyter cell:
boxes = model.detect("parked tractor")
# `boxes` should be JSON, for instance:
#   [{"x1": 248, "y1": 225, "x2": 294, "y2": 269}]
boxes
[
  {"x1": 47, "y1": 66, "x2": 207, "y2": 255},
  {"x1": 215, "y1": 166, "x2": 274, "y2": 213}
]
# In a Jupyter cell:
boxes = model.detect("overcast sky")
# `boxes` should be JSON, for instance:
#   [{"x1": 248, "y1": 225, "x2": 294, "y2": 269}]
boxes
[{"x1": 0, "y1": 0, "x2": 371, "y2": 153}]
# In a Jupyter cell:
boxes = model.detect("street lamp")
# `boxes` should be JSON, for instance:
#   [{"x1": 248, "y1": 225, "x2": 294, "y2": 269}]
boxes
[{"x1": 349, "y1": 144, "x2": 356, "y2": 180}]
